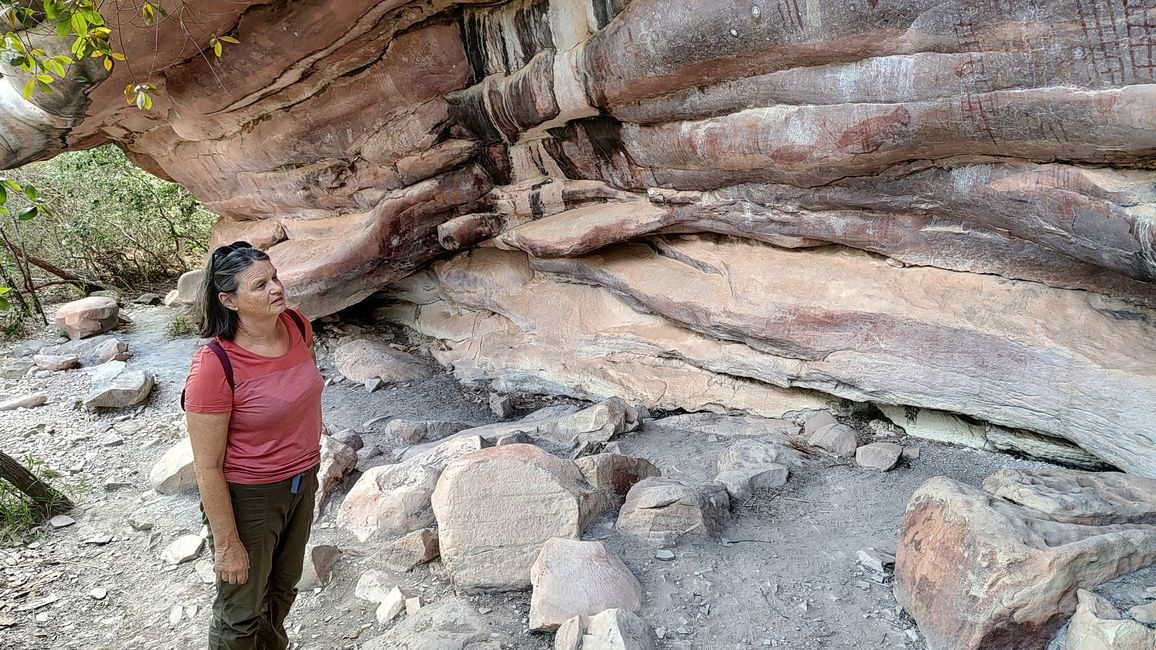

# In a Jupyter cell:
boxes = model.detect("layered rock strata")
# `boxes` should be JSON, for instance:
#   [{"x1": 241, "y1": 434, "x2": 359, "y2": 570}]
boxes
[{"x1": 4, "y1": 0, "x2": 1155, "y2": 472}]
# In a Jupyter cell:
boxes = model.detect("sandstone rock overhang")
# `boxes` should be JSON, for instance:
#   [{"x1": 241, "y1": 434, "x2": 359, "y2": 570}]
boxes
[{"x1": 2, "y1": 0, "x2": 1154, "y2": 474}]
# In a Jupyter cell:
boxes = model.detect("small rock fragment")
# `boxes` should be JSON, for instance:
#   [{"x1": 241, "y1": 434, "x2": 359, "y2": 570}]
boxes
[
  {"x1": 89, "y1": 587, "x2": 108, "y2": 600},
  {"x1": 808, "y1": 424, "x2": 858, "y2": 456},
  {"x1": 655, "y1": 550, "x2": 675, "y2": 561},
  {"x1": 49, "y1": 515, "x2": 75, "y2": 528},
  {"x1": 161, "y1": 534, "x2": 204, "y2": 565},
  {"x1": 376, "y1": 586, "x2": 406, "y2": 626},
  {"x1": 855, "y1": 442, "x2": 904, "y2": 471},
  {"x1": 489, "y1": 393, "x2": 515, "y2": 418}
]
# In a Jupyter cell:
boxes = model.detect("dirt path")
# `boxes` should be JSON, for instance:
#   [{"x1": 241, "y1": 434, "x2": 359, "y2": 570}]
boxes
[{"x1": 0, "y1": 303, "x2": 1127, "y2": 649}]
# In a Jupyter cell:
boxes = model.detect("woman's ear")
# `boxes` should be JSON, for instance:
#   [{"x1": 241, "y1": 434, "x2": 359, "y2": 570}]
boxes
[{"x1": 218, "y1": 292, "x2": 238, "y2": 311}]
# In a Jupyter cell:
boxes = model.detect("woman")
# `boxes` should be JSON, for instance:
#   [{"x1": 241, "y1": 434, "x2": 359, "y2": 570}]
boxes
[{"x1": 183, "y1": 241, "x2": 324, "y2": 649}]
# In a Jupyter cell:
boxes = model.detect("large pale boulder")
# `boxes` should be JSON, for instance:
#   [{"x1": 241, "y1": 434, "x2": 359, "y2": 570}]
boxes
[
  {"x1": 616, "y1": 478, "x2": 730, "y2": 547},
  {"x1": 431, "y1": 444, "x2": 602, "y2": 593},
  {"x1": 83, "y1": 361, "x2": 154, "y2": 408},
  {"x1": 894, "y1": 470, "x2": 1156, "y2": 650},
  {"x1": 333, "y1": 339, "x2": 436, "y2": 384},
  {"x1": 54, "y1": 297, "x2": 119, "y2": 340},
  {"x1": 336, "y1": 463, "x2": 440, "y2": 542},
  {"x1": 529, "y1": 538, "x2": 642, "y2": 632},
  {"x1": 149, "y1": 437, "x2": 197, "y2": 495}
]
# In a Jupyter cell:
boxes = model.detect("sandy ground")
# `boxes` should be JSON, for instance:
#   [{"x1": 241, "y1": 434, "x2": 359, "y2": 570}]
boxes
[{"x1": 0, "y1": 303, "x2": 1149, "y2": 650}]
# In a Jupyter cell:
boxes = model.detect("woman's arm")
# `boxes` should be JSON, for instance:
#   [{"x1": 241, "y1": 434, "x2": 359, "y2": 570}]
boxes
[{"x1": 187, "y1": 411, "x2": 249, "y2": 585}]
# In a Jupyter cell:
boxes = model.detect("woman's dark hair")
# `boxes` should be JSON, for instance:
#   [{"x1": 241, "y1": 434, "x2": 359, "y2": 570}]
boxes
[{"x1": 196, "y1": 241, "x2": 271, "y2": 339}]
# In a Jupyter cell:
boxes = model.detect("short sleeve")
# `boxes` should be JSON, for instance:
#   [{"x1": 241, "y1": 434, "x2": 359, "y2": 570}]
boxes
[{"x1": 184, "y1": 345, "x2": 233, "y2": 413}]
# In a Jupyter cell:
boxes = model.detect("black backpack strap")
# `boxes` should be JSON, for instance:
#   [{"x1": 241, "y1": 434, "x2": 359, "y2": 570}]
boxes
[
  {"x1": 285, "y1": 308, "x2": 308, "y2": 342},
  {"x1": 181, "y1": 339, "x2": 234, "y2": 410}
]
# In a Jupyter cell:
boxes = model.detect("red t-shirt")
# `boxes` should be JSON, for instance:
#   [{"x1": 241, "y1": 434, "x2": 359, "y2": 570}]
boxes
[{"x1": 183, "y1": 307, "x2": 323, "y2": 485}]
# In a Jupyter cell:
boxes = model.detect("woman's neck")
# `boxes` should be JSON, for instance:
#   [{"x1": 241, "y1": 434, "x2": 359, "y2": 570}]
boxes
[{"x1": 235, "y1": 312, "x2": 280, "y2": 344}]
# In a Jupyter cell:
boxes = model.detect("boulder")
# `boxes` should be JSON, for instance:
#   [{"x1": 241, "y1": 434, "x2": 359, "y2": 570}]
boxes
[
  {"x1": 161, "y1": 534, "x2": 203, "y2": 565},
  {"x1": 362, "y1": 597, "x2": 507, "y2": 650},
  {"x1": 432, "y1": 444, "x2": 602, "y2": 592},
  {"x1": 714, "y1": 438, "x2": 800, "y2": 499},
  {"x1": 376, "y1": 586, "x2": 406, "y2": 626},
  {"x1": 132, "y1": 292, "x2": 163, "y2": 305},
  {"x1": 149, "y1": 437, "x2": 197, "y2": 495},
  {"x1": 1067, "y1": 589, "x2": 1156, "y2": 650},
  {"x1": 894, "y1": 470, "x2": 1156, "y2": 650},
  {"x1": 54, "y1": 296, "x2": 119, "y2": 340},
  {"x1": 32, "y1": 354, "x2": 80, "y2": 372},
  {"x1": 0, "y1": 392, "x2": 48, "y2": 411},
  {"x1": 556, "y1": 609, "x2": 657, "y2": 650},
  {"x1": 355, "y1": 569, "x2": 395, "y2": 603},
  {"x1": 402, "y1": 435, "x2": 490, "y2": 471},
  {"x1": 575, "y1": 453, "x2": 661, "y2": 511},
  {"x1": 529, "y1": 538, "x2": 642, "y2": 632},
  {"x1": 802, "y1": 412, "x2": 838, "y2": 436},
  {"x1": 616, "y1": 478, "x2": 730, "y2": 547},
  {"x1": 333, "y1": 339, "x2": 435, "y2": 384},
  {"x1": 314, "y1": 435, "x2": 357, "y2": 518},
  {"x1": 297, "y1": 544, "x2": 341, "y2": 590},
  {"x1": 336, "y1": 463, "x2": 440, "y2": 542},
  {"x1": 331, "y1": 428, "x2": 363, "y2": 450},
  {"x1": 83, "y1": 361, "x2": 154, "y2": 408},
  {"x1": 176, "y1": 270, "x2": 203, "y2": 305},
  {"x1": 855, "y1": 442, "x2": 903, "y2": 472},
  {"x1": 38, "y1": 335, "x2": 128, "y2": 367},
  {"x1": 808, "y1": 424, "x2": 858, "y2": 456},
  {"x1": 448, "y1": 399, "x2": 643, "y2": 458},
  {"x1": 372, "y1": 527, "x2": 440, "y2": 572},
  {"x1": 386, "y1": 419, "x2": 473, "y2": 444}
]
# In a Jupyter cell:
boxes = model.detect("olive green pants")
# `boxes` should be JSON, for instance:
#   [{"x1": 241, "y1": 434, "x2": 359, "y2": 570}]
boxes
[{"x1": 203, "y1": 466, "x2": 317, "y2": 650}]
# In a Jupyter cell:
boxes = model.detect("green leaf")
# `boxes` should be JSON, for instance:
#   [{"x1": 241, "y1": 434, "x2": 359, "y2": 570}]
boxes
[
  {"x1": 219, "y1": 36, "x2": 240, "y2": 44},
  {"x1": 21, "y1": 77, "x2": 34, "y2": 99},
  {"x1": 0, "y1": 296, "x2": 10, "y2": 312},
  {"x1": 22, "y1": 185, "x2": 37, "y2": 201},
  {"x1": 55, "y1": 17, "x2": 71, "y2": 39},
  {"x1": 16, "y1": 206, "x2": 38, "y2": 221},
  {"x1": 0, "y1": 184, "x2": 6, "y2": 204},
  {"x1": 71, "y1": 13, "x2": 88, "y2": 38}
]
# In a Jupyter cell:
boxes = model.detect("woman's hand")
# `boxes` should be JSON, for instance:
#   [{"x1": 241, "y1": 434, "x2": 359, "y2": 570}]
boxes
[{"x1": 215, "y1": 539, "x2": 250, "y2": 585}]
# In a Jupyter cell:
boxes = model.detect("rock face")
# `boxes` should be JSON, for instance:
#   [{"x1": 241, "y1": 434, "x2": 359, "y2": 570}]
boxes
[
  {"x1": 54, "y1": 297, "x2": 119, "y2": 340},
  {"x1": 431, "y1": 444, "x2": 602, "y2": 593},
  {"x1": 6, "y1": 0, "x2": 1156, "y2": 474},
  {"x1": 894, "y1": 469, "x2": 1156, "y2": 650}
]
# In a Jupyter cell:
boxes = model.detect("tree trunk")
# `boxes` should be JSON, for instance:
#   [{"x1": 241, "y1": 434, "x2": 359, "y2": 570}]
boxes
[{"x1": 0, "y1": 451, "x2": 72, "y2": 517}]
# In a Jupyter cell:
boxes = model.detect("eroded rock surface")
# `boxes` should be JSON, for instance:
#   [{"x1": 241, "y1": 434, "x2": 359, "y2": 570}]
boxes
[
  {"x1": 894, "y1": 469, "x2": 1156, "y2": 650},
  {"x1": 5, "y1": 0, "x2": 1156, "y2": 474}
]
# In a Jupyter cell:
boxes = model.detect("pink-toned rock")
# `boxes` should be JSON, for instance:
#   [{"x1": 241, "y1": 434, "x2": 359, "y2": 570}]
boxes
[
  {"x1": 432, "y1": 444, "x2": 602, "y2": 593},
  {"x1": 32, "y1": 354, "x2": 80, "y2": 372},
  {"x1": 333, "y1": 339, "x2": 436, "y2": 384},
  {"x1": 335, "y1": 463, "x2": 439, "y2": 542},
  {"x1": 54, "y1": 297, "x2": 119, "y2": 340},
  {"x1": 894, "y1": 469, "x2": 1156, "y2": 650},
  {"x1": 529, "y1": 538, "x2": 642, "y2": 632},
  {"x1": 855, "y1": 443, "x2": 903, "y2": 471},
  {"x1": 616, "y1": 478, "x2": 729, "y2": 547},
  {"x1": 1067, "y1": 589, "x2": 1156, "y2": 650}
]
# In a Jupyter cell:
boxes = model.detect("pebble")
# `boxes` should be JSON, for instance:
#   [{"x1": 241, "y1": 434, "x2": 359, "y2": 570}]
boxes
[
  {"x1": 49, "y1": 515, "x2": 76, "y2": 528},
  {"x1": 98, "y1": 433, "x2": 124, "y2": 447},
  {"x1": 81, "y1": 534, "x2": 113, "y2": 545},
  {"x1": 89, "y1": 587, "x2": 108, "y2": 600},
  {"x1": 655, "y1": 550, "x2": 676, "y2": 561},
  {"x1": 169, "y1": 605, "x2": 183, "y2": 626}
]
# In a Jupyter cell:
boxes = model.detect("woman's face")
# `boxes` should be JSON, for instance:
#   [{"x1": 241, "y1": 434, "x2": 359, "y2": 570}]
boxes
[{"x1": 222, "y1": 260, "x2": 286, "y2": 319}]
